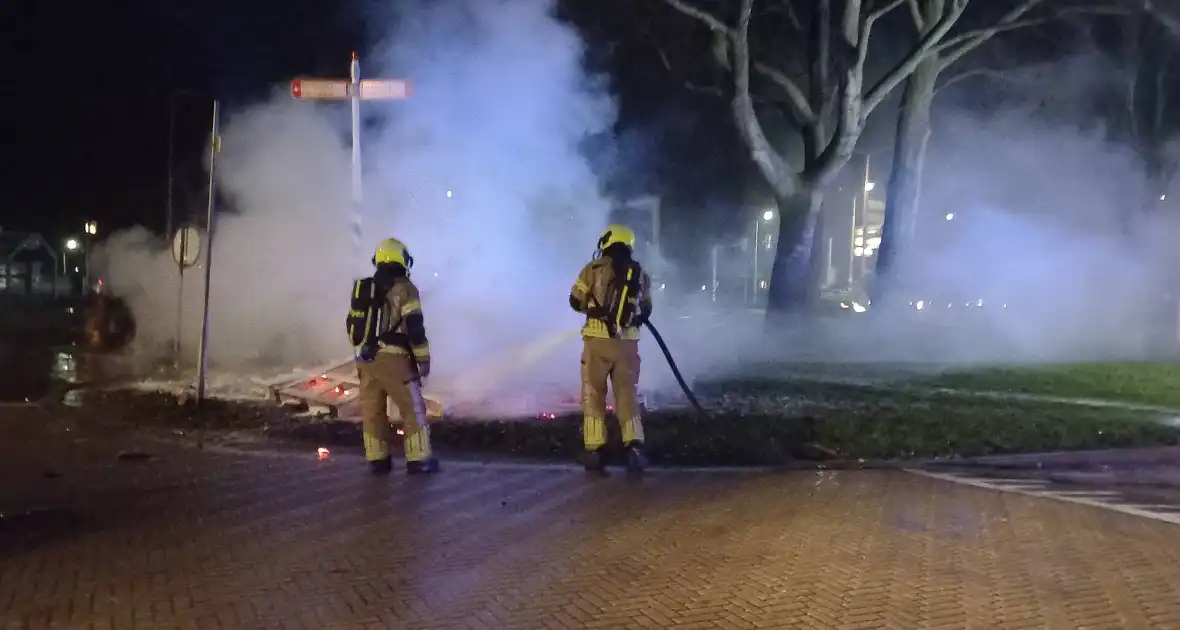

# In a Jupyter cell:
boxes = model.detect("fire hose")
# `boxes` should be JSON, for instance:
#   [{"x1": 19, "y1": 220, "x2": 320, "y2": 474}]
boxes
[
  {"x1": 643, "y1": 320, "x2": 709, "y2": 420},
  {"x1": 585, "y1": 290, "x2": 708, "y2": 420}
]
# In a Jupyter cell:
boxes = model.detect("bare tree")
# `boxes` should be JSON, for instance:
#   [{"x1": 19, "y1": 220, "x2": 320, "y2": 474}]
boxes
[
  {"x1": 1124, "y1": 7, "x2": 1180, "y2": 218},
  {"x1": 874, "y1": 1, "x2": 1131, "y2": 302},
  {"x1": 658, "y1": 0, "x2": 1121, "y2": 313}
]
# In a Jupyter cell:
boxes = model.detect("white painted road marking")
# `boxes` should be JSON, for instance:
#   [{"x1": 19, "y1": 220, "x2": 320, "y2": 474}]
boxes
[{"x1": 908, "y1": 469, "x2": 1180, "y2": 526}]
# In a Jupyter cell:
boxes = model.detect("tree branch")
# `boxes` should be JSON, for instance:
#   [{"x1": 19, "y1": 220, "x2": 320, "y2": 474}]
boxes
[
  {"x1": 731, "y1": 0, "x2": 796, "y2": 196},
  {"x1": 1127, "y1": 13, "x2": 1143, "y2": 144},
  {"x1": 654, "y1": 39, "x2": 811, "y2": 107},
  {"x1": 861, "y1": 0, "x2": 962, "y2": 119},
  {"x1": 806, "y1": 0, "x2": 868, "y2": 185},
  {"x1": 935, "y1": 3, "x2": 1132, "y2": 71},
  {"x1": 661, "y1": 0, "x2": 816, "y2": 124},
  {"x1": 933, "y1": 66, "x2": 1027, "y2": 95},
  {"x1": 810, "y1": 0, "x2": 833, "y2": 117},
  {"x1": 1145, "y1": 0, "x2": 1180, "y2": 40},
  {"x1": 905, "y1": 0, "x2": 925, "y2": 31}
]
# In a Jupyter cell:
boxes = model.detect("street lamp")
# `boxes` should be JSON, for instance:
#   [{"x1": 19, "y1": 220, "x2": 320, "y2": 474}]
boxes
[
  {"x1": 84, "y1": 221, "x2": 98, "y2": 236},
  {"x1": 762, "y1": 209, "x2": 774, "y2": 221},
  {"x1": 945, "y1": 213, "x2": 955, "y2": 221},
  {"x1": 64, "y1": 238, "x2": 79, "y2": 251}
]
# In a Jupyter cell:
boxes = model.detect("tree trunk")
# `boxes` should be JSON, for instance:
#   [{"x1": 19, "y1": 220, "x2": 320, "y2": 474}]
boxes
[
  {"x1": 765, "y1": 188, "x2": 825, "y2": 314},
  {"x1": 872, "y1": 55, "x2": 938, "y2": 306}
]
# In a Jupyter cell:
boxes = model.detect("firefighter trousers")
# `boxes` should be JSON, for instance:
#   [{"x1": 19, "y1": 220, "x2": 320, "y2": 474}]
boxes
[
  {"x1": 580, "y1": 336, "x2": 644, "y2": 451},
  {"x1": 356, "y1": 352, "x2": 433, "y2": 463}
]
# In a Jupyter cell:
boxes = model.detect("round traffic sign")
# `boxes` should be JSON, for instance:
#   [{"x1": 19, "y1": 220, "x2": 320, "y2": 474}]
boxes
[{"x1": 171, "y1": 226, "x2": 201, "y2": 267}]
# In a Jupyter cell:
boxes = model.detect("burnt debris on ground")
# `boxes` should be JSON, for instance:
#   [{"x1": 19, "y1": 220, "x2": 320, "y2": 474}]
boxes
[{"x1": 47, "y1": 380, "x2": 1180, "y2": 467}]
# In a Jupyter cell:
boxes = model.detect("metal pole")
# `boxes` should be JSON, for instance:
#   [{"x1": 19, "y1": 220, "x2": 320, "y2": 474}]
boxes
[
  {"x1": 175, "y1": 233, "x2": 186, "y2": 362},
  {"x1": 710, "y1": 245, "x2": 718, "y2": 303},
  {"x1": 860, "y1": 155, "x2": 871, "y2": 280},
  {"x1": 83, "y1": 236, "x2": 90, "y2": 294},
  {"x1": 752, "y1": 220, "x2": 760, "y2": 305},
  {"x1": 195, "y1": 100, "x2": 220, "y2": 406},
  {"x1": 166, "y1": 96, "x2": 176, "y2": 240},
  {"x1": 349, "y1": 52, "x2": 365, "y2": 276},
  {"x1": 849, "y1": 160, "x2": 860, "y2": 286}
]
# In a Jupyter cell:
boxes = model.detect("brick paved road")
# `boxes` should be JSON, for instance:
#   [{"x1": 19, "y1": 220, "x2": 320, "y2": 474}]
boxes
[{"x1": 4, "y1": 411, "x2": 1180, "y2": 629}]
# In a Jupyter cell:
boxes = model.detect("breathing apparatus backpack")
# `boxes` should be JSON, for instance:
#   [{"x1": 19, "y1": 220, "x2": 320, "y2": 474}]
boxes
[
  {"x1": 598, "y1": 260, "x2": 645, "y2": 339},
  {"x1": 346, "y1": 277, "x2": 389, "y2": 361}
]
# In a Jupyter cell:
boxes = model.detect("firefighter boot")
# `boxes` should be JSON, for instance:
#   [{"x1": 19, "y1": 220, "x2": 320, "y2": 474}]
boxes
[
  {"x1": 626, "y1": 441, "x2": 648, "y2": 473},
  {"x1": 406, "y1": 457, "x2": 441, "y2": 475},
  {"x1": 581, "y1": 448, "x2": 607, "y2": 473},
  {"x1": 369, "y1": 456, "x2": 393, "y2": 475}
]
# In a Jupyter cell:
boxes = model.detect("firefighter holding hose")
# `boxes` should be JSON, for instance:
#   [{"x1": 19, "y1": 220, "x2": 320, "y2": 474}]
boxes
[
  {"x1": 568, "y1": 224, "x2": 653, "y2": 473},
  {"x1": 347, "y1": 237, "x2": 439, "y2": 475}
]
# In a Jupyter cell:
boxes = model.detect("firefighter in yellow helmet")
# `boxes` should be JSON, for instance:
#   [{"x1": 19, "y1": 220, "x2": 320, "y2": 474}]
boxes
[
  {"x1": 347, "y1": 237, "x2": 439, "y2": 475},
  {"x1": 568, "y1": 224, "x2": 653, "y2": 473}
]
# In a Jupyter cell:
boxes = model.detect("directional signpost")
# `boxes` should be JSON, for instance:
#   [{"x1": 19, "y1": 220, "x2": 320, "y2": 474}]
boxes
[{"x1": 291, "y1": 53, "x2": 411, "y2": 274}]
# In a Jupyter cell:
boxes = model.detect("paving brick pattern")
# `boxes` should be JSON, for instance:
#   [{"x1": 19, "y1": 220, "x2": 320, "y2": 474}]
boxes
[{"x1": 3, "y1": 413, "x2": 1180, "y2": 629}]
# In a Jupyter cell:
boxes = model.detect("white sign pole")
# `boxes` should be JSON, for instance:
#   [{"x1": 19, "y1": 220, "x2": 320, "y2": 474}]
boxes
[
  {"x1": 290, "y1": 56, "x2": 410, "y2": 277},
  {"x1": 195, "y1": 100, "x2": 221, "y2": 406},
  {"x1": 170, "y1": 226, "x2": 201, "y2": 362},
  {"x1": 349, "y1": 53, "x2": 365, "y2": 276}
]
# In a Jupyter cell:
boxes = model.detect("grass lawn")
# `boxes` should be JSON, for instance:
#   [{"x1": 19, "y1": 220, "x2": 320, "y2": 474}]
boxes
[{"x1": 916, "y1": 363, "x2": 1180, "y2": 409}]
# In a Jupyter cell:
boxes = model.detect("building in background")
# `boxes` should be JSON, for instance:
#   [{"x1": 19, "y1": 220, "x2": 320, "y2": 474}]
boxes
[
  {"x1": 0, "y1": 231, "x2": 87, "y2": 297},
  {"x1": 705, "y1": 152, "x2": 886, "y2": 309},
  {"x1": 822, "y1": 152, "x2": 882, "y2": 295}
]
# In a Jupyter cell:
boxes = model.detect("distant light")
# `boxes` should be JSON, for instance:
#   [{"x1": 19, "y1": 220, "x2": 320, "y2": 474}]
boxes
[
  {"x1": 65, "y1": 238, "x2": 79, "y2": 251},
  {"x1": 74, "y1": 267, "x2": 79, "y2": 273},
  {"x1": 945, "y1": 213, "x2": 955, "y2": 221},
  {"x1": 759, "y1": 280, "x2": 767, "y2": 289},
  {"x1": 854, "y1": 236, "x2": 864, "y2": 246},
  {"x1": 864, "y1": 181, "x2": 875, "y2": 192},
  {"x1": 1161, "y1": 194, "x2": 1167, "y2": 201},
  {"x1": 1003, "y1": 304, "x2": 1008, "y2": 308},
  {"x1": 762, "y1": 210, "x2": 774, "y2": 221},
  {"x1": 446, "y1": 190, "x2": 453, "y2": 198},
  {"x1": 84, "y1": 221, "x2": 98, "y2": 235},
  {"x1": 977, "y1": 299, "x2": 984, "y2": 307},
  {"x1": 854, "y1": 246, "x2": 865, "y2": 257},
  {"x1": 701, "y1": 284, "x2": 707, "y2": 291},
  {"x1": 851, "y1": 302, "x2": 867, "y2": 313},
  {"x1": 659, "y1": 283, "x2": 666, "y2": 290},
  {"x1": 916, "y1": 300, "x2": 924, "y2": 310}
]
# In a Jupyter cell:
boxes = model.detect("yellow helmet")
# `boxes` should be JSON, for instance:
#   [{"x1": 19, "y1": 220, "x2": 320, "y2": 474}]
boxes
[
  {"x1": 373, "y1": 237, "x2": 413, "y2": 268},
  {"x1": 597, "y1": 224, "x2": 636, "y2": 251}
]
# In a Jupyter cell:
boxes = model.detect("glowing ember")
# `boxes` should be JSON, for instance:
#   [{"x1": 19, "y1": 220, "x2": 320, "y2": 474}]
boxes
[
  {"x1": 396, "y1": 429, "x2": 405, "y2": 436},
  {"x1": 316, "y1": 447, "x2": 330, "y2": 460},
  {"x1": 537, "y1": 412, "x2": 557, "y2": 420}
]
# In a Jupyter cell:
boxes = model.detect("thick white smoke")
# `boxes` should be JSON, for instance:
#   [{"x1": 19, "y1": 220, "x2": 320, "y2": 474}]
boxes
[
  {"x1": 94, "y1": 0, "x2": 618, "y2": 410},
  {"x1": 652, "y1": 50, "x2": 1180, "y2": 378}
]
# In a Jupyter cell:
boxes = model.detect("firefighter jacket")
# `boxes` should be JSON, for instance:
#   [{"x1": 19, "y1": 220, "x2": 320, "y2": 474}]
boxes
[
  {"x1": 377, "y1": 277, "x2": 431, "y2": 364},
  {"x1": 569, "y1": 256, "x2": 653, "y2": 341}
]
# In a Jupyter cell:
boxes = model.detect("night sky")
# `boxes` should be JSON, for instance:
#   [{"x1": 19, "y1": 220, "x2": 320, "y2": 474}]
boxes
[{"x1": 1, "y1": 0, "x2": 751, "y2": 242}]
